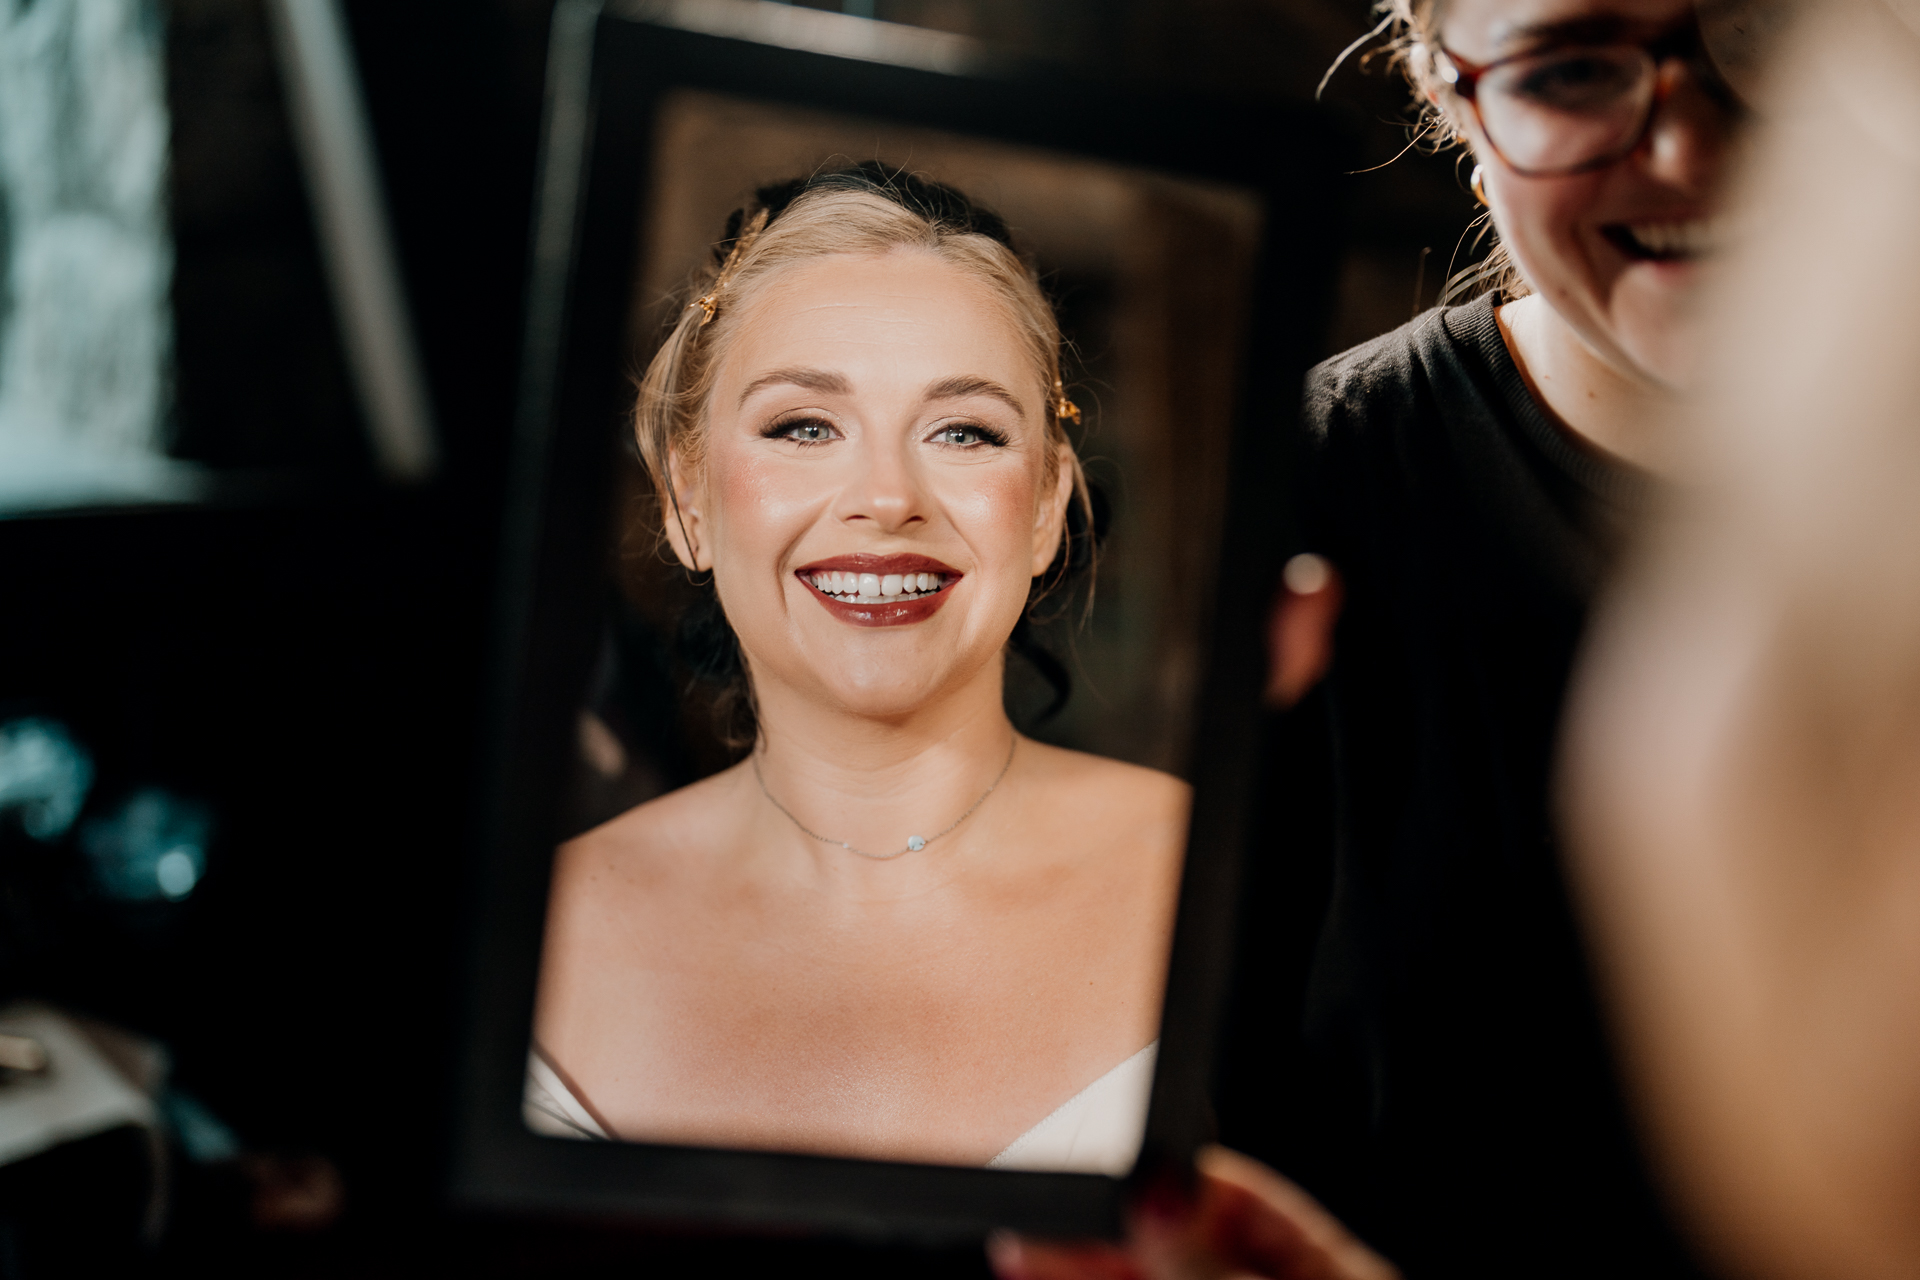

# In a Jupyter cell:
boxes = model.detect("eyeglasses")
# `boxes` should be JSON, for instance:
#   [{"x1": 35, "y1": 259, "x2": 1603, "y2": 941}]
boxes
[{"x1": 1436, "y1": 23, "x2": 1740, "y2": 177}]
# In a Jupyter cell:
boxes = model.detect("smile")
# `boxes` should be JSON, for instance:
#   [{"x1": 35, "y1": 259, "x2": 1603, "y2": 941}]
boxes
[
  {"x1": 793, "y1": 554, "x2": 960, "y2": 628},
  {"x1": 1603, "y1": 217, "x2": 1727, "y2": 263}
]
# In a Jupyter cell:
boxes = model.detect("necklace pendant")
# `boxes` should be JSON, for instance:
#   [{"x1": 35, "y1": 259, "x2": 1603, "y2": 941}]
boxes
[{"x1": 906, "y1": 836, "x2": 926, "y2": 852}]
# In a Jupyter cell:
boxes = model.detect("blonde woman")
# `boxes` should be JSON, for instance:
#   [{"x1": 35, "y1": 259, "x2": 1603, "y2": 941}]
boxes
[{"x1": 525, "y1": 166, "x2": 1187, "y2": 1173}]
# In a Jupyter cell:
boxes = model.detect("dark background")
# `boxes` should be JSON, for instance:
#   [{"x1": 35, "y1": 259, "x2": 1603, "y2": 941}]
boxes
[{"x1": 0, "y1": 1, "x2": 1479, "y2": 1274}]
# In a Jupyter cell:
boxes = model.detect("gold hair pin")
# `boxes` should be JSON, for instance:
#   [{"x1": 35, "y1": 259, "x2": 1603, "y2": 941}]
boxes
[
  {"x1": 694, "y1": 207, "x2": 770, "y2": 327},
  {"x1": 1052, "y1": 379, "x2": 1082, "y2": 426}
]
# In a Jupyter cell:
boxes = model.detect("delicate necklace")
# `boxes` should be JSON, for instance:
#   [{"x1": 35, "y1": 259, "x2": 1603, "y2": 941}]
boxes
[{"x1": 751, "y1": 733, "x2": 1017, "y2": 861}]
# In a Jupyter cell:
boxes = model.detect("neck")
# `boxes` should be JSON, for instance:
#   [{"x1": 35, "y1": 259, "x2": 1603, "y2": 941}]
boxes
[
  {"x1": 746, "y1": 657, "x2": 1017, "y2": 875},
  {"x1": 1496, "y1": 294, "x2": 1677, "y2": 476}
]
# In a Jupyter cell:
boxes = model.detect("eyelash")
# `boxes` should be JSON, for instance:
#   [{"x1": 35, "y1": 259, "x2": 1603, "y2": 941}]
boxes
[
  {"x1": 761, "y1": 418, "x2": 1010, "y2": 449},
  {"x1": 929, "y1": 423, "x2": 1008, "y2": 449},
  {"x1": 764, "y1": 416, "x2": 838, "y2": 447}
]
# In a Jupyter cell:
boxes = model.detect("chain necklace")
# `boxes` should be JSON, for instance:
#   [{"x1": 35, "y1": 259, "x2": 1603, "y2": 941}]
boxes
[{"x1": 751, "y1": 733, "x2": 1017, "y2": 861}]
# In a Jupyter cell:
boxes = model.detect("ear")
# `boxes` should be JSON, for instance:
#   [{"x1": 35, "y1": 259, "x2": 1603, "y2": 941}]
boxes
[
  {"x1": 663, "y1": 449, "x2": 713, "y2": 573},
  {"x1": 1031, "y1": 441, "x2": 1077, "y2": 578}
]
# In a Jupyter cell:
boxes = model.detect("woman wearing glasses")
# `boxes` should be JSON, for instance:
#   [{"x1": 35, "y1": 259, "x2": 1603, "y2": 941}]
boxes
[
  {"x1": 994, "y1": 1, "x2": 1757, "y2": 1278},
  {"x1": 1263, "y1": 1, "x2": 1747, "y2": 1269}
]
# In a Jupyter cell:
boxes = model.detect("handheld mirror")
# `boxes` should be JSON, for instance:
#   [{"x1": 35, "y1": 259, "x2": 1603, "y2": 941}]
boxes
[{"x1": 454, "y1": 0, "x2": 1345, "y2": 1241}]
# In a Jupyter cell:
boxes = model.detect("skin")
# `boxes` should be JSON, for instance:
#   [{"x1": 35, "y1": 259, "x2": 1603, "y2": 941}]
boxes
[
  {"x1": 535, "y1": 248, "x2": 1189, "y2": 1165},
  {"x1": 1004, "y1": 1, "x2": 1751, "y2": 1275},
  {"x1": 1441, "y1": 0, "x2": 1740, "y2": 473},
  {"x1": 1565, "y1": 7, "x2": 1920, "y2": 1277},
  {"x1": 1266, "y1": 0, "x2": 1747, "y2": 716}
]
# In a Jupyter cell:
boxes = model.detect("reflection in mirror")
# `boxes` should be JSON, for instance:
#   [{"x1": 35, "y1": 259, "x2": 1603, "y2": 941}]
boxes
[{"x1": 524, "y1": 94, "x2": 1260, "y2": 1173}]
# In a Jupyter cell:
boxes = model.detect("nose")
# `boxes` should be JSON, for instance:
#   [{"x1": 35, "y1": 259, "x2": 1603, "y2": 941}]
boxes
[
  {"x1": 832, "y1": 430, "x2": 927, "y2": 535},
  {"x1": 1640, "y1": 59, "x2": 1736, "y2": 195}
]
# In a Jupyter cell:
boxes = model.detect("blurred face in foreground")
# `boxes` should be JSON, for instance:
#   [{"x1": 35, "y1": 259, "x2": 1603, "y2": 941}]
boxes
[{"x1": 670, "y1": 247, "x2": 1071, "y2": 725}]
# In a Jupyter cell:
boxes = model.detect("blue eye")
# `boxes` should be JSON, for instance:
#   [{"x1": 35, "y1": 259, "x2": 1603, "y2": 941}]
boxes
[
  {"x1": 769, "y1": 419, "x2": 836, "y2": 444},
  {"x1": 933, "y1": 424, "x2": 1006, "y2": 447}
]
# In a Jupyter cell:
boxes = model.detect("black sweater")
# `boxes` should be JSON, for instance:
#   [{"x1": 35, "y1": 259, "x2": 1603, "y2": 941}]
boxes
[{"x1": 1251, "y1": 295, "x2": 1702, "y2": 1277}]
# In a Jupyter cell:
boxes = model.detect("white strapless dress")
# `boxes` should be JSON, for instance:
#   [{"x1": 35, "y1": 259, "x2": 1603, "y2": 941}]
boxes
[{"x1": 524, "y1": 1042, "x2": 1157, "y2": 1176}]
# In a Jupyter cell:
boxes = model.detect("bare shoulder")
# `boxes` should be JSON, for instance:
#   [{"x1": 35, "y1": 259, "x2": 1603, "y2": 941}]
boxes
[
  {"x1": 536, "y1": 765, "x2": 751, "y2": 1049},
  {"x1": 1016, "y1": 737, "x2": 1191, "y2": 843},
  {"x1": 547, "y1": 764, "x2": 752, "y2": 913}
]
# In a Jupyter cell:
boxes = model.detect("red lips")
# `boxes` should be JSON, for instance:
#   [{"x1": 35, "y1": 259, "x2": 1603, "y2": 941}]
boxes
[
  {"x1": 793, "y1": 553, "x2": 962, "y2": 628},
  {"x1": 795, "y1": 553, "x2": 959, "y2": 577}
]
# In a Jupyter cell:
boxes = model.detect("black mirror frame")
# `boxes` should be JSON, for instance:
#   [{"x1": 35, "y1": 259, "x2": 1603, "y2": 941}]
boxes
[{"x1": 450, "y1": 0, "x2": 1348, "y2": 1242}]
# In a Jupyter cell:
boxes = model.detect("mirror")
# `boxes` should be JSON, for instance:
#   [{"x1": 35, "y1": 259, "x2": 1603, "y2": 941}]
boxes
[
  {"x1": 522, "y1": 88, "x2": 1262, "y2": 1175},
  {"x1": 452, "y1": 0, "x2": 1343, "y2": 1237}
]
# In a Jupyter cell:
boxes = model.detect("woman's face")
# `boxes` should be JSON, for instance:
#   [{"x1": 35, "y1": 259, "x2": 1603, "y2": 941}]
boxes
[
  {"x1": 1441, "y1": 0, "x2": 1741, "y2": 387},
  {"x1": 676, "y1": 248, "x2": 1070, "y2": 721}
]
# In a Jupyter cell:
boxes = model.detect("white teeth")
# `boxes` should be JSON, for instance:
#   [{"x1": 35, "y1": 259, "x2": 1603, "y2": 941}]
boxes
[
  {"x1": 808, "y1": 570, "x2": 948, "y2": 601},
  {"x1": 1626, "y1": 218, "x2": 1724, "y2": 258}
]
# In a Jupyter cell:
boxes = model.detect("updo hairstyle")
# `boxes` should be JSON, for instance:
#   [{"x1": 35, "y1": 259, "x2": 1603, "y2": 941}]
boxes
[{"x1": 634, "y1": 163, "x2": 1103, "y2": 744}]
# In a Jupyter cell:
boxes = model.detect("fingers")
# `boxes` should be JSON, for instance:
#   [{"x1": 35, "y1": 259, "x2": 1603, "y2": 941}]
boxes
[
  {"x1": 987, "y1": 1148, "x2": 1397, "y2": 1280},
  {"x1": 1193, "y1": 1147, "x2": 1400, "y2": 1280},
  {"x1": 1266, "y1": 554, "x2": 1343, "y2": 708},
  {"x1": 988, "y1": 1232, "x2": 1147, "y2": 1280}
]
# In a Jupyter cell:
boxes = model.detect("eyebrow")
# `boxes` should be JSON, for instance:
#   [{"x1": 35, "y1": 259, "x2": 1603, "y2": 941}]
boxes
[
  {"x1": 737, "y1": 367, "x2": 851, "y2": 407},
  {"x1": 737, "y1": 369, "x2": 1029, "y2": 415},
  {"x1": 1489, "y1": 14, "x2": 1639, "y2": 53},
  {"x1": 923, "y1": 375, "x2": 1026, "y2": 415}
]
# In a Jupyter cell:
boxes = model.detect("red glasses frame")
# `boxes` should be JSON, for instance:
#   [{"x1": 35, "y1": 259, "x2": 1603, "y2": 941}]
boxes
[{"x1": 1435, "y1": 23, "x2": 1735, "y2": 177}]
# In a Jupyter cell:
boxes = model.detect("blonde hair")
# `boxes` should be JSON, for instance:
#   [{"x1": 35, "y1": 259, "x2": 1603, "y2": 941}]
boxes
[
  {"x1": 1370, "y1": 0, "x2": 1533, "y2": 305},
  {"x1": 633, "y1": 168, "x2": 1101, "y2": 745},
  {"x1": 635, "y1": 181, "x2": 1092, "y2": 584}
]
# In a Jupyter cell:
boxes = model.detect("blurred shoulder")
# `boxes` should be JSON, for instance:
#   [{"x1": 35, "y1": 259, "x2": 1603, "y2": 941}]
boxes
[{"x1": 1302, "y1": 305, "x2": 1459, "y2": 447}]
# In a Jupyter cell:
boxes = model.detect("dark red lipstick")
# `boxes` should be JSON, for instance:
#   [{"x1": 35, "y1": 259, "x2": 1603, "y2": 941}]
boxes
[{"x1": 793, "y1": 553, "x2": 961, "y2": 628}]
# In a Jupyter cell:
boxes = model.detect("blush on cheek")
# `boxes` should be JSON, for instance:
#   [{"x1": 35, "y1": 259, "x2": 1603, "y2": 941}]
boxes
[
  {"x1": 700, "y1": 446, "x2": 821, "y2": 632},
  {"x1": 938, "y1": 467, "x2": 1040, "y2": 576},
  {"x1": 708, "y1": 447, "x2": 823, "y2": 547}
]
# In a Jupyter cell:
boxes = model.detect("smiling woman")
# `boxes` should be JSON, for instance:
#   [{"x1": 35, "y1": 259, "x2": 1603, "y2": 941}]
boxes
[
  {"x1": 1245, "y1": 0, "x2": 1762, "y2": 1275},
  {"x1": 524, "y1": 166, "x2": 1188, "y2": 1172}
]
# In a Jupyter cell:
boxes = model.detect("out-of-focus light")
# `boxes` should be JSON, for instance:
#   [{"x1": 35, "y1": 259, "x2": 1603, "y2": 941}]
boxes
[
  {"x1": 159, "y1": 1089, "x2": 242, "y2": 1164},
  {"x1": 0, "y1": 717, "x2": 95, "y2": 841},
  {"x1": 81, "y1": 788, "x2": 212, "y2": 903},
  {"x1": 154, "y1": 848, "x2": 198, "y2": 899},
  {"x1": 0, "y1": 0, "x2": 192, "y2": 515}
]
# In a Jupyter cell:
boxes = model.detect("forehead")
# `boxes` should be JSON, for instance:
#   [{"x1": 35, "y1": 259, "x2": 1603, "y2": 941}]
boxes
[
  {"x1": 722, "y1": 248, "x2": 1038, "y2": 389},
  {"x1": 1439, "y1": 0, "x2": 1694, "y2": 56}
]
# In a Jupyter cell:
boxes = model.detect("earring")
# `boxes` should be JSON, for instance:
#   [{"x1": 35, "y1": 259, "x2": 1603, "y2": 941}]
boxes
[{"x1": 1470, "y1": 164, "x2": 1490, "y2": 208}]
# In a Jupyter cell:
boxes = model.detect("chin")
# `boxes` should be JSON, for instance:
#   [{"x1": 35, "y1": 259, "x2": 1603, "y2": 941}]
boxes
[
  {"x1": 816, "y1": 678, "x2": 951, "y2": 720},
  {"x1": 1617, "y1": 320, "x2": 1704, "y2": 392},
  {"x1": 777, "y1": 644, "x2": 964, "y2": 719},
  {"x1": 1610, "y1": 279, "x2": 1709, "y2": 391}
]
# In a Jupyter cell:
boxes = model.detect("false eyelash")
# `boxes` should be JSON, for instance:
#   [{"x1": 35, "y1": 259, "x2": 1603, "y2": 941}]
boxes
[
  {"x1": 763, "y1": 416, "x2": 838, "y2": 445},
  {"x1": 934, "y1": 423, "x2": 1010, "y2": 447}
]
